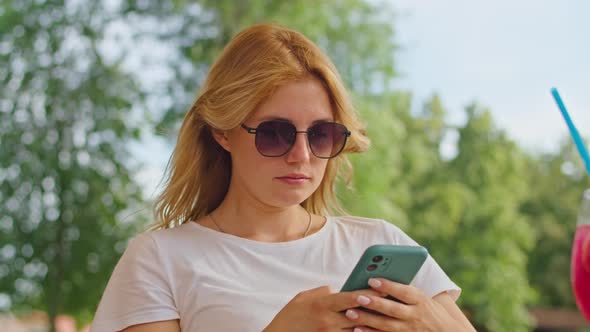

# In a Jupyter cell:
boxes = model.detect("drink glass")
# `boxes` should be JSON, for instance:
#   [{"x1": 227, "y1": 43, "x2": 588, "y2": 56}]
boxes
[{"x1": 572, "y1": 189, "x2": 590, "y2": 321}]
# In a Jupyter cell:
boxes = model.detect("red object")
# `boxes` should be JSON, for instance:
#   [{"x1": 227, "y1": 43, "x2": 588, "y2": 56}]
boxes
[{"x1": 572, "y1": 224, "x2": 590, "y2": 321}]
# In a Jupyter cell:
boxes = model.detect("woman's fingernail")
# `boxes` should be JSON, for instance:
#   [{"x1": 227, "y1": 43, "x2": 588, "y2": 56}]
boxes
[
  {"x1": 368, "y1": 278, "x2": 382, "y2": 288},
  {"x1": 346, "y1": 309, "x2": 359, "y2": 320},
  {"x1": 354, "y1": 328, "x2": 364, "y2": 332},
  {"x1": 357, "y1": 295, "x2": 371, "y2": 305}
]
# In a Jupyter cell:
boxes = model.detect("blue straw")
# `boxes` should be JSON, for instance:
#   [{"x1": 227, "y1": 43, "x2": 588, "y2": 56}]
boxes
[{"x1": 551, "y1": 87, "x2": 590, "y2": 176}]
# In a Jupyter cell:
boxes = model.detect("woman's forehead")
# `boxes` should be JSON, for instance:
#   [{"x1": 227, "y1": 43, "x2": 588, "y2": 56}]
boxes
[{"x1": 249, "y1": 79, "x2": 334, "y2": 122}]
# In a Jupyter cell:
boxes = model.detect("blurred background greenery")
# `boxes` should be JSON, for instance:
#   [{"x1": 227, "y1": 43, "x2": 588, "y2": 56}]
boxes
[{"x1": 1, "y1": 0, "x2": 589, "y2": 331}]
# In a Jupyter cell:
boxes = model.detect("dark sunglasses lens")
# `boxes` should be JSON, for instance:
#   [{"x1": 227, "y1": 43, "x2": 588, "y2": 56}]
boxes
[
  {"x1": 255, "y1": 121, "x2": 296, "y2": 156},
  {"x1": 308, "y1": 123, "x2": 348, "y2": 158}
]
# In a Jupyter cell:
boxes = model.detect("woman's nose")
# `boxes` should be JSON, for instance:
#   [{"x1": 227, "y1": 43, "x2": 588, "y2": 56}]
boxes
[{"x1": 285, "y1": 133, "x2": 311, "y2": 163}]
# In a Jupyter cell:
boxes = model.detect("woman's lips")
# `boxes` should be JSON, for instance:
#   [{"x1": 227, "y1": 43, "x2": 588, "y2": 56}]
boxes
[{"x1": 276, "y1": 175, "x2": 310, "y2": 185}]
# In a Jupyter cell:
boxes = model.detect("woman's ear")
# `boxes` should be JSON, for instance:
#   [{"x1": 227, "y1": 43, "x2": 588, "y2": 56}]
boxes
[{"x1": 211, "y1": 127, "x2": 231, "y2": 152}]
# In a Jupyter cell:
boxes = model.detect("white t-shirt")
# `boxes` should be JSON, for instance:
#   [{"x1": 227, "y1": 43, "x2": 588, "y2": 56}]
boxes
[{"x1": 90, "y1": 216, "x2": 460, "y2": 332}]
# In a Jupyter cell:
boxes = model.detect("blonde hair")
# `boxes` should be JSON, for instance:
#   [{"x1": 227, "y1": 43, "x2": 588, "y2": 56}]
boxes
[{"x1": 152, "y1": 23, "x2": 370, "y2": 229}]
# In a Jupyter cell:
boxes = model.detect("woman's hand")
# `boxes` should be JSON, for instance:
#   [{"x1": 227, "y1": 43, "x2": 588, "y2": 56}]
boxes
[
  {"x1": 263, "y1": 285, "x2": 385, "y2": 332},
  {"x1": 343, "y1": 278, "x2": 476, "y2": 332}
]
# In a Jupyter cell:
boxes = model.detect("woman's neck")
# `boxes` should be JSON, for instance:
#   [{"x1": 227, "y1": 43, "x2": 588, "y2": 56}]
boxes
[{"x1": 210, "y1": 191, "x2": 311, "y2": 242}]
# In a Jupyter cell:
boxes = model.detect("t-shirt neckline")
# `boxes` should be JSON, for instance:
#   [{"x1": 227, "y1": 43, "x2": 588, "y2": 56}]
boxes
[{"x1": 186, "y1": 215, "x2": 333, "y2": 248}]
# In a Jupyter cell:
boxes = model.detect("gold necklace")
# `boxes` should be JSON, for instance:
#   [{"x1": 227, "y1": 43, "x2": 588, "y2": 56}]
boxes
[
  {"x1": 208, "y1": 209, "x2": 313, "y2": 238},
  {"x1": 303, "y1": 208, "x2": 312, "y2": 237}
]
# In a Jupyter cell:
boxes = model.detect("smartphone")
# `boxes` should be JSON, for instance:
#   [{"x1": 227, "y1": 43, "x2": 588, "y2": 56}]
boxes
[{"x1": 340, "y1": 244, "x2": 428, "y2": 293}]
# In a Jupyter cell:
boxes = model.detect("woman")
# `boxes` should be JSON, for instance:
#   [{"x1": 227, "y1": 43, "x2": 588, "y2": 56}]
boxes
[{"x1": 90, "y1": 23, "x2": 475, "y2": 332}]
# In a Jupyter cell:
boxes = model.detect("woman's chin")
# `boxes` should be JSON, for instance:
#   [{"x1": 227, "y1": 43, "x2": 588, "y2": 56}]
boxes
[{"x1": 267, "y1": 192, "x2": 313, "y2": 208}]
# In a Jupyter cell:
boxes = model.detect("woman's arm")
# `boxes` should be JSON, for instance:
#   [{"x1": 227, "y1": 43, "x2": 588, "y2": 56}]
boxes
[
  {"x1": 433, "y1": 291, "x2": 476, "y2": 331},
  {"x1": 121, "y1": 319, "x2": 180, "y2": 332},
  {"x1": 91, "y1": 234, "x2": 180, "y2": 332}
]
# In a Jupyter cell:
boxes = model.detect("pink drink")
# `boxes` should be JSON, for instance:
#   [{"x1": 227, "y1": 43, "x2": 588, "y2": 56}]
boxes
[{"x1": 572, "y1": 224, "x2": 590, "y2": 321}]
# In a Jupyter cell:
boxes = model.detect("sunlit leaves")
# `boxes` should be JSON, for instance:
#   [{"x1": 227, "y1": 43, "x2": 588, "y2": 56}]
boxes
[{"x1": 0, "y1": 0, "x2": 148, "y2": 323}]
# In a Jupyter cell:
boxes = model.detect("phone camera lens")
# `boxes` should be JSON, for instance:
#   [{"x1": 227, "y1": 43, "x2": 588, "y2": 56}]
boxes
[
  {"x1": 367, "y1": 264, "x2": 378, "y2": 271},
  {"x1": 372, "y1": 255, "x2": 383, "y2": 263}
]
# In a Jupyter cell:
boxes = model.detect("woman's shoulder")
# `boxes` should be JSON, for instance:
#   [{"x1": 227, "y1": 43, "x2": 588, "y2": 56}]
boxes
[
  {"x1": 328, "y1": 215, "x2": 412, "y2": 244},
  {"x1": 128, "y1": 221, "x2": 210, "y2": 255},
  {"x1": 330, "y1": 215, "x2": 402, "y2": 230}
]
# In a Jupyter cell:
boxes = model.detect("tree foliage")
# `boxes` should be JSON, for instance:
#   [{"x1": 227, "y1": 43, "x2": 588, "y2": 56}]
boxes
[
  {"x1": 522, "y1": 141, "x2": 590, "y2": 308},
  {"x1": 0, "y1": 0, "x2": 148, "y2": 328}
]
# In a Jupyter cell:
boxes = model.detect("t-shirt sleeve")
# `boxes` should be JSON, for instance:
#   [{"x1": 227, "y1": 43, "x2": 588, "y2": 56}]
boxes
[
  {"x1": 90, "y1": 232, "x2": 179, "y2": 332},
  {"x1": 384, "y1": 221, "x2": 462, "y2": 301}
]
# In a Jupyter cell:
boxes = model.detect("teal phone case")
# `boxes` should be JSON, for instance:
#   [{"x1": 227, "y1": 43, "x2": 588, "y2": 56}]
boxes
[{"x1": 340, "y1": 245, "x2": 428, "y2": 292}]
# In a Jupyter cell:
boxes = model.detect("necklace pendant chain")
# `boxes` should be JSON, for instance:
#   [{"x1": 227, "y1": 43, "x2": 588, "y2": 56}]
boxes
[
  {"x1": 208, "y1": 212, "x2": 225, "y2": 233},
  {"x1": 302, "y1": 209, "x2": 312, "y2": 237}
]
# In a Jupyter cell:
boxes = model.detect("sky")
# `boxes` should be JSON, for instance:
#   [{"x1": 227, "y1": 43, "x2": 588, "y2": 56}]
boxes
[
  {"x1": 133, "y1": 1, "x2": 590, "y2": 198},
  {"x1": 391, "y1": 0, "x2": 589, "y2": 153}
]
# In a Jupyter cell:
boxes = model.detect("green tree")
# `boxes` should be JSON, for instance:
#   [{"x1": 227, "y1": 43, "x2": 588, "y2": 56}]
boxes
[
  {"x1": 442, "y1": 104, "x2": 535, "y2": 331},
  {"x1": 0, "y1": 0, "x2": 147, "y2": 329},
  {"x1": 522, "y1": 140, "x2": 590, "y2": 309},
  {"x1": 338, "y1": 92, "x2": 411, "y2": 224}
]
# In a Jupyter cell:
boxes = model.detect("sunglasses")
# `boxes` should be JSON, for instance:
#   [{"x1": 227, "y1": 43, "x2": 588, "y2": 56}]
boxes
[{"x1": 241, "y1": 120, "x2": 351, "y2": 159}]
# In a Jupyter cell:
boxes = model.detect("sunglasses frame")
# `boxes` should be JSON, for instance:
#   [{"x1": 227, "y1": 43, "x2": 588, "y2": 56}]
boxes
[{"x1": 241, "y1": 121, "x2": 351, "y2": 159}]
